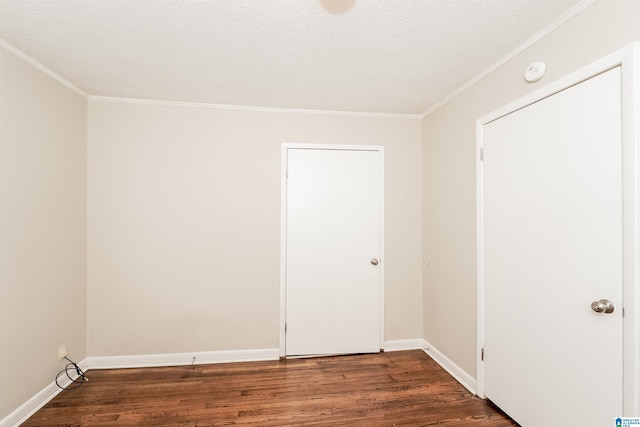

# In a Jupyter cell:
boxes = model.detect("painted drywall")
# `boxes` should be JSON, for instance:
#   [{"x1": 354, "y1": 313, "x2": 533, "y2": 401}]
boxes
[
  {"x1": 87, "y1": 101, "x2": 422, "y2": 356},
  {"x1": 422, "y1": 0, "x2": 640, "y2": 378},
  {"x1": 0, "y1": 46, "x2": 87, "y2": 419}
]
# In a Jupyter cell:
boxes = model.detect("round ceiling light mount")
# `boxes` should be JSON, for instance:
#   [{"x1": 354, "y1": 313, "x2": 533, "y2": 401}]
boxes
[{"x1": 319, "y1": 0, "x2": 356, "y2": 14}]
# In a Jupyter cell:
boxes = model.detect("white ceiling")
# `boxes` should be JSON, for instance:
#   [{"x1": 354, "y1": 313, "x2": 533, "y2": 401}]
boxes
[{"x1": 0, "y1": 0, "x2": 589, "y2": 115}]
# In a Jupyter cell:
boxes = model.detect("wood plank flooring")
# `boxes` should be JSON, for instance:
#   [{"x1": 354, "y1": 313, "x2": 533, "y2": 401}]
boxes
[{"x1": 22, "y1": 350, "x2": 517, "y2": 426}]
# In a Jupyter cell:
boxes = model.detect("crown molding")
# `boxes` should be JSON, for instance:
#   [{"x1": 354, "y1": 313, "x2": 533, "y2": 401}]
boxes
[
  {"x1": 89, "y1": 95, "x2": 421, "y2": 119},
  {"x1": 0, "y1": 38, "x2": 88, "y2": 98}
]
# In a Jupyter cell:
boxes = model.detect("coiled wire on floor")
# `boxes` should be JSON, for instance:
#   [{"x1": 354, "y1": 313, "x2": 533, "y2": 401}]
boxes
[{"x1": 55, "y1": 356, "x2": 88, "y2": 390}]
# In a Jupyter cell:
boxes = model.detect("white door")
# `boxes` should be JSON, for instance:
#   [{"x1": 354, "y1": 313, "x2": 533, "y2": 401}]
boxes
[
  {"x1": 482, "y1": 67, "x2": 623, "y2": 426},
  {"x1": 284, "y1": 147, "x2": 383, "y2": 356}
]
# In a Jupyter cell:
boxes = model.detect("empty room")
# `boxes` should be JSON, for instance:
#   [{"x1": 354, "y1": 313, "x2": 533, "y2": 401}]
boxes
[{"x1": 1, "y1": 0, "x2": 639, "y2": 426}]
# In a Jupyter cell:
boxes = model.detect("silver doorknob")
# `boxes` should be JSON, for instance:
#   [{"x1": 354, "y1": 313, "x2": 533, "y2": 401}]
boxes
[
  {"x1": 591, "y1": 299, "x2": 615, "y2": 314},
  {"x1": 370, "y1": 258, "x2": 379, "y2": 266}
]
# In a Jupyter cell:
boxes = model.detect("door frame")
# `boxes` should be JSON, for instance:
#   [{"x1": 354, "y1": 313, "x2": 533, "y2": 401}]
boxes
[
  {"x1": 476, "y1": 42, "x2": 640, "y2": 415},
  {"x1": 279, "y1": 143, "x2": 385, "y2": 357}
]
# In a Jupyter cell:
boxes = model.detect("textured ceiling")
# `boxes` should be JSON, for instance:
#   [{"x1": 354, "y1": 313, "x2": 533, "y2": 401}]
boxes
[{"x1": 0, "y1": 0, "x2": 588, "y2": 115}]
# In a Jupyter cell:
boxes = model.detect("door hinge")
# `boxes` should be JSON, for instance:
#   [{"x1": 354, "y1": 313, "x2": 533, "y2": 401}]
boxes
[
  {"x1": 285, "y1": 323, "x2": 287, "y2": 333},
  {"x1": 480, "y1": 148, "x2": 484, "y2": 161},
  {"x1": 481, "y1": 348, "x2": 485, "y2": 361}
]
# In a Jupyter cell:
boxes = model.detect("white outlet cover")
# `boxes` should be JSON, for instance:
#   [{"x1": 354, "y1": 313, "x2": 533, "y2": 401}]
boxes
[
  {"x1": 525, "y1": 61, "x2": 546, "y2": 83},
  {"x1": 58, "y1": 344, "x2": 67, "y2": 361}
]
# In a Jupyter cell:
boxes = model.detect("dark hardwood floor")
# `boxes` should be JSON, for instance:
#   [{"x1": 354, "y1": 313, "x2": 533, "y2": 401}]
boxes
[{"x1": 23, "y1": 350, "x2": 517, "y2": 426}]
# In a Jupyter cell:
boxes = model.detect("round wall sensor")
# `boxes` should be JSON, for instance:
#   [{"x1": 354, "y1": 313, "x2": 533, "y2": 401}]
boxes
[{"x1": 524, "y1": 61, "x2": 546, "y2": 83}]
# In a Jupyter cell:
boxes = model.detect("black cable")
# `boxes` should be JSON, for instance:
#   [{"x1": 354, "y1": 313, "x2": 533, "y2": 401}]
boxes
[{"x1": 55, "y1": 356, "x2": 88, "y2": 390}]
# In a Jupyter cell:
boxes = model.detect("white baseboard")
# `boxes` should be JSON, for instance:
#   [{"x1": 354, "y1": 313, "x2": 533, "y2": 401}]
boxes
[
  {"x1": 1, "y1": 358, "x2": 89, "y2": 427},
  {"x1": 383, "y1": 338, "x2": 425, "y2": 351},
  {"x1": 422, "y1": 339, "x2": 477, "y2": 394},
  {"x1": 86, "y1": 347, "x2": 280, "y2": 370}
]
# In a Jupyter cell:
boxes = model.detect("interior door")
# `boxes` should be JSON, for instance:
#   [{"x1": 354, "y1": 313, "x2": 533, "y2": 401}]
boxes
[
  {"x1": 284, "y1": 147, "x2": 383, "y2": 356},
  {"x1": 482, "y1": 67, "x2": 623, "y2": 426}
]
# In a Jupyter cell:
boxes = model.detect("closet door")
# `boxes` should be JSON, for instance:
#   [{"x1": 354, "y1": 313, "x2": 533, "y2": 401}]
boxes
[{"x1": 482, "y1": 67, "x2": 623, "y2": 426}]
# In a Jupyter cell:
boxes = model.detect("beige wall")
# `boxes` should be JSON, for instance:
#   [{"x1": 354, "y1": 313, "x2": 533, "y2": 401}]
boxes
[
  {"x1": 87, "y1": 101, "x2": 422, "y2": 356},
  {"x1": 422, "y1": 0, "x2": 640, "y2": 377},
  {"x1": 0, "y1": 46, "x2": 87, "y2": 419}
]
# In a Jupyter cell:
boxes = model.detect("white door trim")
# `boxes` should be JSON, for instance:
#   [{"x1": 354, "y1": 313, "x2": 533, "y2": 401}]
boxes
[
  {"x1": 476, "y1": 42, "x2": 640, "y2": 415},
  {"x1": 279, "y1": 143, "x2": 385, "y2": 357}
]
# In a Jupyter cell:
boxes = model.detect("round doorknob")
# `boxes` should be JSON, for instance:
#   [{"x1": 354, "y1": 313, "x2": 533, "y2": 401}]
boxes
[
  {"x1": 370, "y1": 258, "x2": 379, "y2": 266},
  {"x1": 591, "y1": 299, "x2": 615, "y2": 314}
]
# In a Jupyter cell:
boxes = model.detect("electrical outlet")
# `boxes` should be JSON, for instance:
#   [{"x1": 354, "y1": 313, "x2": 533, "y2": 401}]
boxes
[{"x1": 58, "y1": 344, "x2": 67, "y2": 361}]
